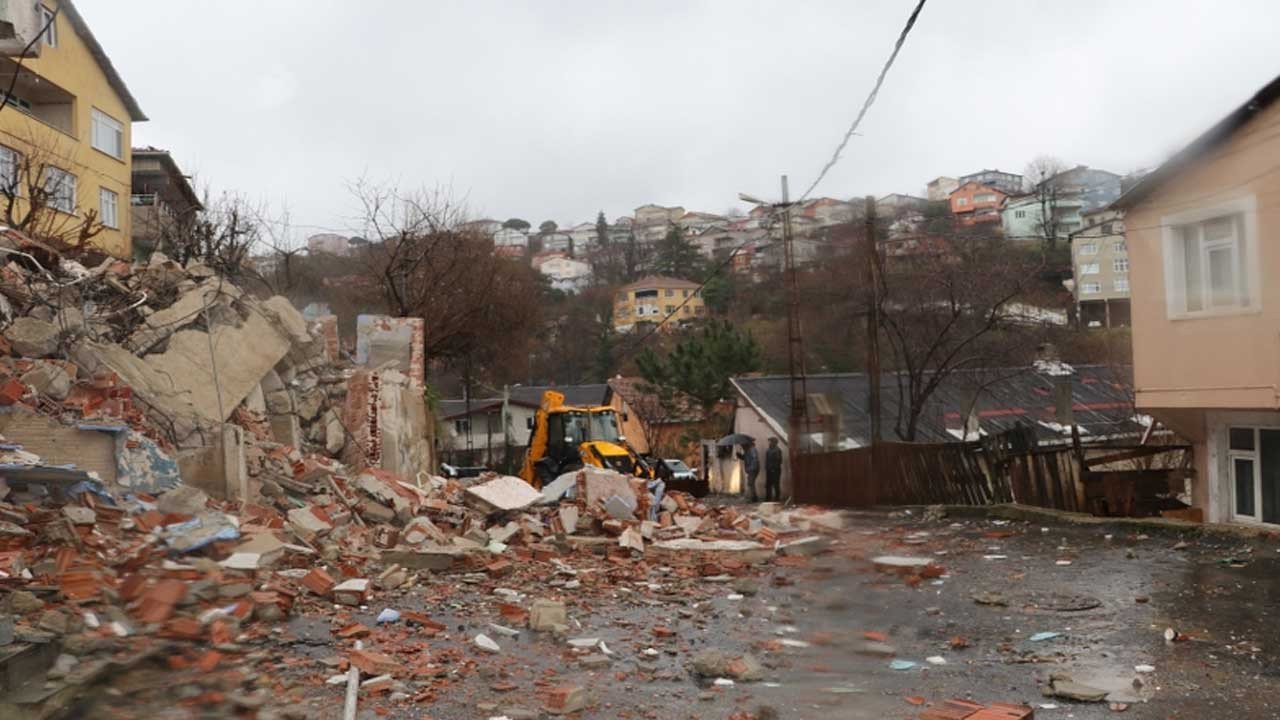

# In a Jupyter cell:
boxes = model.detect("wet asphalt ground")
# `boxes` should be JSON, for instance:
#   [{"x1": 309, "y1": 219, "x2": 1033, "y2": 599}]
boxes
[{"x1": 61, "y1": 508, "x2": 1280, "y2": 719}]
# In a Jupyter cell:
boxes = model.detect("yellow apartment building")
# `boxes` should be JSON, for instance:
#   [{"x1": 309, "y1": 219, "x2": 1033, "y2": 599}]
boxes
[
  {"x1": 0, "y1": 0, "x2": 146, "y2": 257},
  {"x1": 613, "y1": 275, "x2": 705, "y2": 332}
]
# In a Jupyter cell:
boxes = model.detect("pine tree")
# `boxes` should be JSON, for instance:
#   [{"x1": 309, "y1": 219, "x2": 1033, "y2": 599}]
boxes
[
  {"x1": 651, "y1": 225, "x2": 703, "y2": 280},
  {"x1": 636, "y1": 320, "x2": 761, "y2": 410}
]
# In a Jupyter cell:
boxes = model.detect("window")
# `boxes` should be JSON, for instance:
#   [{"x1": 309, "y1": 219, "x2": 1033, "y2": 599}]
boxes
[
  {"x1": 1014, "y1": 210, "x2": 1026, "y2": 219},
  {"x1": 454, "y1": 419, "x2": 470, "y2": 434},
  {"x1": 975, "y1": 193, "x2": 997, "y2": 203},
  {"x1": 91, "y1": 109, "x2": 124, "y2": 159},
  {"x1": 1079, "y1": 242, "x2": 1097, "y2": 256},
  {"x1": 44, "y1": 167, "x2": 75, "y2": 214},
  {"x1": 682, "y1": 306, "x2": 690, "y2": 314},
  {"x1": 682, "y1": 289, "x2": 689, "y2": 298},
  {"x1": 665, "y1": 305, "x2": 675, "y2": 314},
  {"x1": 664, "y1": 288, "x2": 674, "y2": 297},
  {"x1": 1228, "y1": 427, "x2": 1280, "y2": 523},
  {"x1": 1079, "y1": 262, "x2": 1099, "y2": 275},
  {"x1": 1114, "y1": 278, "x2": 1129, "y2": 292},
  {"x1": 99, "y1": 187, "x2": 118, "y2": 228},
  {"x1": 39, "y1": 6, "x2": 56, "y2": 47},
  {"x1": 1113, "y1": 239, "x2": 1126, "y2": 254},
  {"x1": 955, "y1": 197, "x2": 969, "y2": 207},
  {"x1": 0, "y1": 145, "x2": 19, "y2": 195},
  {"x1": 1101, "y1": 223, "x2": 1114, "y2": 235},
  {"x1": 0, "y1": 91, "x2": 31, "y2": 112},
  {"x1": 1113, "y1": 257, "x2": 1128, "y2": 273},
  {"x1": 1165, "y1": 202, "x2": 1254, "y2": 316},
  {"x1": 1080, "y1": 282, "x2": 1101, "y2": 295}
]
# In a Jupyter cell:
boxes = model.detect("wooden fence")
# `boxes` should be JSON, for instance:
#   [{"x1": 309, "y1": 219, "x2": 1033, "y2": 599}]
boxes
[
  {"x1": 793, "y1": 441, "x2": 1012, "y2": 508},
  {"x1": 792, "y1": 435, "x2": 1190, "y2": 516}
]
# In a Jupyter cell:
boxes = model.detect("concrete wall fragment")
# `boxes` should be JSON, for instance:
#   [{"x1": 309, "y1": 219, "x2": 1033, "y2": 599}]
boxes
[
  {"x1": 177, "y1": 424, "x2": 248, "y2": 501},
  {"x1": 73, "y1": 298, "x2": 291, "y2": 445},
  {"x1": 0, "y1": 409, "x2": 117, "y2": 483},
  {"x1": 355, "y1": 315, "x2": 424, "y2": 388}
]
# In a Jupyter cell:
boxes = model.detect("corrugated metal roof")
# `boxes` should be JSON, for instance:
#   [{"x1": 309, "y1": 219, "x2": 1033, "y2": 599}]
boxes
[
  {"x1": 439, "y1": 384, "x2": 610, "y2": 420},
  {"x1": 732, "y1": 364, "x2": 1141, "y2": 447}
]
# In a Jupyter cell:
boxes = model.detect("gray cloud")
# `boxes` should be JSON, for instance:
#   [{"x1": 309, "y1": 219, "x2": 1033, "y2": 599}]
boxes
[{"x1": 81, "y1": 0, "x2": 1280, "y2": 240}]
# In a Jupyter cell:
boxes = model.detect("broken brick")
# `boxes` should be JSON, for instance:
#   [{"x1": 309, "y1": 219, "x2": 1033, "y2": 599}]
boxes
[
  {"x1": 195, "y1": 650, "x2": 223, "y2": 672},
  {"x1": 301, "y1": 568, "x2": 336, "y2": 596},
  {"x1": 350, "y1": 649, "x2": 402, "y2": 676},
  {"x1": 133, "y1": 579, "x2": 188, "y2": 624}
]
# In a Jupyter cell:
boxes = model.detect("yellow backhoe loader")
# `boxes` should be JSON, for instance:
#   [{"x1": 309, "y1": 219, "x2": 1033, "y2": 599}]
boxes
[{"x1": 518, "y1": 390, "x2": 657, "y2": 488}]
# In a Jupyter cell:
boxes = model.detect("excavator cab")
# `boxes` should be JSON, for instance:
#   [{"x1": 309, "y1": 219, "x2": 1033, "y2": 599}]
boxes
[{"x1": 520, "y1": 390, "x2": 654, "y2": 487}]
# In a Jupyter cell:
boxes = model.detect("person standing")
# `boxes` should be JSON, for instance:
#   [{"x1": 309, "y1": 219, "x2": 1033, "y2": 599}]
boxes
[
  {"x1": 738, "y1": 439, "x2": 760, "y2": 502},
  {"x1": 764, "y1": 437, "x2": 783, "y2": 502}
]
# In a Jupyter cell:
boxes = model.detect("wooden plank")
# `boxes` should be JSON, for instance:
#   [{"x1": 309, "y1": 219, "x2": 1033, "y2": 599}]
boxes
[{"x1": 1084, "y1": 444, "x2": 1192, "y2": 468}]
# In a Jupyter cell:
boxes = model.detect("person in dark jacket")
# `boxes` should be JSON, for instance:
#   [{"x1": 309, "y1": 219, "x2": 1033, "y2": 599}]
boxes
[
  {"x1": 764, "y1": 437, "x2": 783, "y2": 502},
  {"x1": 738, "y1": 439, "x2": 760, "y2": 502}
]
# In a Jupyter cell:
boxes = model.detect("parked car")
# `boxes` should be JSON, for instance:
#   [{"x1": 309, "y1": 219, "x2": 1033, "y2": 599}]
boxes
[
  {"x1": 659, "y1": 458, "x2": 708, "y2": 497},
  {"x1": 661, "y1": 459, "x2": 696, "y2": 481},
  {"x1": 440, "y1": 463, "x2": 489, "y2": 480}
]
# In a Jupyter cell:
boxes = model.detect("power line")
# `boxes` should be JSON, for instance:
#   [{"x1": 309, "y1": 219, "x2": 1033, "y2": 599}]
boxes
[
  {"x1": 0, "y1": 8, "x2": 58, "y2": 119},
  {"x1": 797, "y1": 0, "x2": 928, "y2": 204},
  {"x1": 594, "y1": 2, "x2": 932, "y2": 367}
]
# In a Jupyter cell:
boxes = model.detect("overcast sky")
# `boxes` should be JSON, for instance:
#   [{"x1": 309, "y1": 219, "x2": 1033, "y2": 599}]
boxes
[{"x1": 80, "y1": 0, "x2": 1280, "y2": 242}]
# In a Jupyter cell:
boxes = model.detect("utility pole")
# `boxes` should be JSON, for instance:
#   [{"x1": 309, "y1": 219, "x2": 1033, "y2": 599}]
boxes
[
  {"x1": 501, "y1": 384, "x2": 511, "y2": 473},
  {"x1": 864, "y1": 196, "x2": 881, "y2": 446},
  {"x1": 863, "y1": 196, "x2": 883, "y2": 491},
  {"x1": 781, "y1": 176, "x2": 810, "y2": 477},
  {"x1": 738, "y1": 178, "x2": 810, "y2": 488}
]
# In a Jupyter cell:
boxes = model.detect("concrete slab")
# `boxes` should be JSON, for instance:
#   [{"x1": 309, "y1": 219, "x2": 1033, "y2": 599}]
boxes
[{"x1": 466, "y1": 476, "x2": 542, "y2": 513}]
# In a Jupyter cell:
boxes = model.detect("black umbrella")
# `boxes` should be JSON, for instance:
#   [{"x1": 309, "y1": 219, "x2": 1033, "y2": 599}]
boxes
[{"x1": 717, "y1": 433, "x2": 754, "y2": 447}]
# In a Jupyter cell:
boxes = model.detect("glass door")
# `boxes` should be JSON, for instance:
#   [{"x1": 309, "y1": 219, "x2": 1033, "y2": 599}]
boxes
[{"x1": 1231, "y1": 427, "x2": 1261, "y2": 522}]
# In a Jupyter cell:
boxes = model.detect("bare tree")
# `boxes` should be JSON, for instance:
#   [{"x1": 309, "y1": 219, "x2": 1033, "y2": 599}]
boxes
[
  {"x1": 875, "y1": 232, "x2": 1044, "y2": 441},
  {"x1": 154, "y1": 189, "x2": 267, "y2": 277},
  {"x1": 348, "y1": 179, "x2": 543, "y2": 381},
  {"x1": 0, "y1": 127, "x2": 105, "y2": 251},
  {"x1": 1024, "y1": 155, "x2": 1069, "y2": 250}
]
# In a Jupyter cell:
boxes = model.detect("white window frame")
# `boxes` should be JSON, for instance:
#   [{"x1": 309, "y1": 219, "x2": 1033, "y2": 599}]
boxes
[
  {"x1": 1161, "y1": 194, "x2": 1260, "y2": 319},
  {"x1": 1113, "y1": 257, "x2": 1129, "y2": 273},
  {"x1": 39, "y1": 6, "x2": 56, "y2": 47},
  {"x1": 43, "y1": 167, "x2": 75, "y2": 214},
  {"x1": 1079, "y1": 241, "x2": 1097, "y2": 256},
  {"x1": 1113, "y1": 239, "x2": 1126, "y2": 254},
  {"x1": 1114, "y1": 278, "x2": 1129, "y2": 293},
  {"x1": 1228, "y1": 426, "x2": 1268, "y2": 523},
  {"x1": 0, "y1": 145, "x2": 20, "y2": 196},
  {"x1": 91, "y1": 109, "x2": 124, "y2": 160},
  {"x1": 1080, "y1": 282, "x2": 1101, "y2": 295},
  {"x1": 99, "y1": 186, "x2": 118, "y2": 229},
  {"x1": 1079, "y1": 262, "x2": 1100, "y2": 275}
]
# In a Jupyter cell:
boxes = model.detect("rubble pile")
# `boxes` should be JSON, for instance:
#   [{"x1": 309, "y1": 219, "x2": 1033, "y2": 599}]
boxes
[
  {"x1": 0, "y1": 232, "x2": 850, "y2": 718},
  {"x1": 0, "y1": 459, "x2": 843, "y2": 716}
]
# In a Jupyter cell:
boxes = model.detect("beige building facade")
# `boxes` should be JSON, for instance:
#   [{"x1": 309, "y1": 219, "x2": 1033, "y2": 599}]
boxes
[
  {"x1": 1118, "y1": 73, "x2": 1280, "y2": 525},
  {"x1": 1070, "y1": 208, "x2": 1130, "y2": 328}
]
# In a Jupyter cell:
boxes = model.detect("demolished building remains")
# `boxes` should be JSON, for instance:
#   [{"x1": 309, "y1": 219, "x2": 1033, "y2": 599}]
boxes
[{"x1": 0, "y1": 230, "x2": 857, "y2": 718}]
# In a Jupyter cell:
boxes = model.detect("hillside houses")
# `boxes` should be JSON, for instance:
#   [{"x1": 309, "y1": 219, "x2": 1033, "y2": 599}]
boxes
[{"x1": 455, "y1": 159, "x2": 1138, "y2": 332}]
